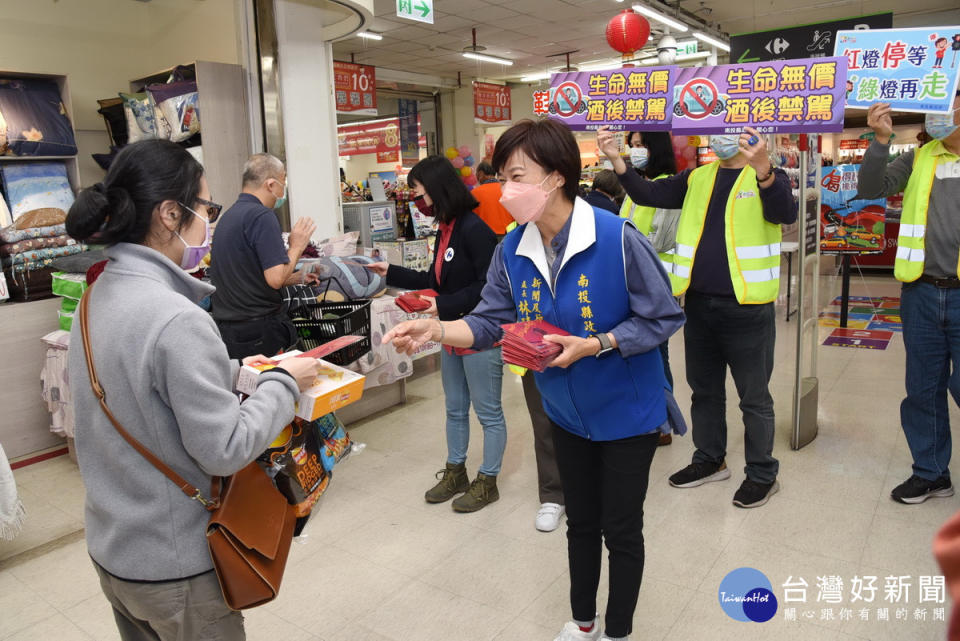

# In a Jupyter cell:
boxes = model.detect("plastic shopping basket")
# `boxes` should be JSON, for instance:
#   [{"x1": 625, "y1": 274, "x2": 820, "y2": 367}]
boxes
[{"x1": 291, "y1": 299, "x2": 371, "y2": 366}]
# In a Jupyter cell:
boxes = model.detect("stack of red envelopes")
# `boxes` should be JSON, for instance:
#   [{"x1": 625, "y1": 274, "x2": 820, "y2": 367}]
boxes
[
  {"x1": 500, "y1": 320, "x2": 570, "y2": 372},
  {"x1": 396, "y1": 289, "x2": 438, "y2": 313}
]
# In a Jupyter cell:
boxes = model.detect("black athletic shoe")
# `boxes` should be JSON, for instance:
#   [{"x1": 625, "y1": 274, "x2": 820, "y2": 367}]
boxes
[
  {"x1": 668, "y1": 461, "x2": 731, "y2": 488},
  {"x1": 732, "y1": 478, "x2": 780, "y2": 508},
  {"x1": 891, "y1": 475, "x2": 954, "y2": 504}
]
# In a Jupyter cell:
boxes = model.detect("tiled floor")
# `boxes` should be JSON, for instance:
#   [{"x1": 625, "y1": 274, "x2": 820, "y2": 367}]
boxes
[{"x1": 1, "y1": 274, "x2": 956, "y2": 640}]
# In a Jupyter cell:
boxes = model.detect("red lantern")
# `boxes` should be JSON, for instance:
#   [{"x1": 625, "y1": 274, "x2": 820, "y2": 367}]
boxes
[{"x1": 605, "y1": 10, "x2": 650, "y2": 60}]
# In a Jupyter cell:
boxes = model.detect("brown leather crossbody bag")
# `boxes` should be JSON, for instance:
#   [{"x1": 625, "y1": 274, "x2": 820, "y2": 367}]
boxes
[{"x1": 78, "y1": 290, "x2": 296, "y2": 610}]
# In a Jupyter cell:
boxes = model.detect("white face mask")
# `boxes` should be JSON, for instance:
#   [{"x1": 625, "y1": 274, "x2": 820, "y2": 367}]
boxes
[
  {"x1": 710, "y1": 134, "x2": 741, "y2": 160},
  {"x1": 925, "y1": 106, "x2": 960, "y2": 141},
  {"x1": 630, "y1": 147, "x2": 649, "y2": 169}
]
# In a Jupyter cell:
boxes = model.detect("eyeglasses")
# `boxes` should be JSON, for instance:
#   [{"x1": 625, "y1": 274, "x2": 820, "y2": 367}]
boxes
[{"x1": 194, "y1": 197, "x2": 223, "y2": 223}]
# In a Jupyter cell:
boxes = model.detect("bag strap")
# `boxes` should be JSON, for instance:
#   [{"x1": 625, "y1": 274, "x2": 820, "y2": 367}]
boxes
[{"x1": 78, "y1": 291, "x2": 219, "y2": 511}]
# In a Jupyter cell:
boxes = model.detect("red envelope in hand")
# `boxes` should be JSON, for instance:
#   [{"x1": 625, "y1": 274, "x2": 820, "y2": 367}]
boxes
[
  {"x1": 396, "y1": 289, "x2": 438, "y2": 313},
  {"x1": 500, "y1": 319, "x2": 570, "y2": 372}
]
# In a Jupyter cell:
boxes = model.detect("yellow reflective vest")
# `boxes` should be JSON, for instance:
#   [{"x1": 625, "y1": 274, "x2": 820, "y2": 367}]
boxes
[
  {"x1": 665, "y1": 162, "x2": 782, "y2": 304},
  {"x1": 895, "y1": 140, "x2": 958, "y2": 282},
  {"x1": 619, "y1": 173, "x2": 669, "y2": 233}
]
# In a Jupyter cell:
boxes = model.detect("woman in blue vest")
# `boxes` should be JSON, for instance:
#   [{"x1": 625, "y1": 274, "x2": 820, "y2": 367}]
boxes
[
  {"x1": 383, "y1": 119, "x2": 685, "y2": 641},
  {"x1": 621, "y1": 130, "x2": 681, "y2": 446}
]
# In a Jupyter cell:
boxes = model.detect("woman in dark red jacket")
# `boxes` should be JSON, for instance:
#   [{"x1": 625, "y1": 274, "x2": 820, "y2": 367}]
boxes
[{"x1": 366, "y1": 155, "x2": 505, "y2": 513}]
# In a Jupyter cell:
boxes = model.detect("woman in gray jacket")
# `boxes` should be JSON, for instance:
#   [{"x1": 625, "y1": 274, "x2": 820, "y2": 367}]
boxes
[{"x1": 66, "y1": 140, "x2": 319, "y2": 640}]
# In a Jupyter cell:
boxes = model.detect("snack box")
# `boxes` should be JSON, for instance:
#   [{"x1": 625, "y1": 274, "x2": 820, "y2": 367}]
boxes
[{"x1": 237, "y1": 352, "x2": 366, "y2": 421}]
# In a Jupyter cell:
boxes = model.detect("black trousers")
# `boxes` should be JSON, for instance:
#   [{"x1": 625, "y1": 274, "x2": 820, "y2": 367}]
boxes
[
  {"x1": 684, "y1": 291, "x2": 779, "y2": 483},
  {"x1": 521, "y1": 373, "x2": 563, "y2": 504},
  {"x1": 552, "y1": 423, "x2": 659, "y2": 638},
  {"x1": 216, "y1": 314, "x2": 299, "y2": 360}
]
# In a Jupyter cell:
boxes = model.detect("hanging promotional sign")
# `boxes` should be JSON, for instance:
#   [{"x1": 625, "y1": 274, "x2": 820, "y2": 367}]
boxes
[
  {"x1": 377, "y1": 149, "x2": 399, "y2": 163},
  {"x1": 333, "y1": 62, "x2": 377, "y2": 116},
  {"x1": 337, "y1": 119, "x2": 400, "y2": 157},
  {"x1": 540, "y1": 66, "x2": 675, "y2": 131},
  {"x1": 839, "y1": 139, "x2": 872, "y2": 149},
  {"x1": 542, "y1": 57, "x2": 847, "y2": 134},
  {"x1": 819, "y1": 165, "x2": 886, "y2": 255},
  {"x1": 835, "y1": 26, "x2": 960, "y2": 113},
  {"x1": 473, "y1": 82, "x2": 512, "y2": 125},
  {"x1": 730, "y1": 13, "x2": 892, "y2": 64},
  {"x1": 670, "y1": 57, "x2": 847, "y2": 134},
  {"x1": 398, "y1": 98, "x2": 420, "y2": 167}
]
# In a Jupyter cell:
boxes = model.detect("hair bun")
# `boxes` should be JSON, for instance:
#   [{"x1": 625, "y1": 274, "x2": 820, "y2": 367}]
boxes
[{"x1": 65, "y1": 184, "x2": 111, "y2": 241}]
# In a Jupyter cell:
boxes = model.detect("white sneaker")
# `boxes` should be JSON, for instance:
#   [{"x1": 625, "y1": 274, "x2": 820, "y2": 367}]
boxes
[
  {"x1": 536, "y1": 502, "x2": 565, "y2": 532},
  {"x1": 553, "y1": 619, "x2": 600, "y2": 641}
]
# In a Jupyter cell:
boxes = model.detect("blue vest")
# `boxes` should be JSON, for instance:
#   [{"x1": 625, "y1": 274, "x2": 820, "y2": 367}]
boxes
[{"x1": 502, "y1": 207, "x2": 666, "y2": 441}]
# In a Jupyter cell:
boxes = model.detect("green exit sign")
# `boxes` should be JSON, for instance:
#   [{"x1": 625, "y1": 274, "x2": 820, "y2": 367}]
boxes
[
  {"x1": 677, "y1": 40, "x2": 698, "y2": 56},
  {"x1": 397, "y1": 0, "x2": 433, "y2": 24}
]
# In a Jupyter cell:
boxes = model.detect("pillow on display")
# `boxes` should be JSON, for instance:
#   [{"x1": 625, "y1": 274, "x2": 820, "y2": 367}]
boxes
[
  {"x1": 50, "y1": 248, "x2": 105, "y2": 274},
  {"x1": 0, "y1": 234, "x2": 76, "y2": 257},
  {"x1": 14, "y1": 207, "x2": 66, "y2": 230},
  {"x1": 120, "y1": 92, "x2": 157, "y2": 143},
  {"x1": 1, "y1": 243, "x2": 84, "y2": 269},
  {"x1": 0, "y1": 78, "x2": 77, "y2": 156},
  {"x1": 305, "y1": 255, "x2": 386, "y2": 302},
  {"x1": 147, "y1": 81, "x2": 200, "y2": 143},
  {"x1": 0, "y1": 193, "x2": 10, "y2": 228},
  {"x1": 0, "y1": 222, "x2": 66, "y2": 244},
  {"x1": 96, "y1": 98, "x2": 127, "y2": 147},
  {"x1": 0, "y1": 107, "x2": 7, "y2": 155},
  {"x1": 0, "y1": 162, "x2": 74, "y2": 219}
]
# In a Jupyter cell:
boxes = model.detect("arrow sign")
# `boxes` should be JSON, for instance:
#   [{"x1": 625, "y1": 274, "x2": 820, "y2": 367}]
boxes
[
  {"x1": 397, "y1": 0, "x2": 433, "y2": 24},
  {"x1": 737, "y1": 48, "x2": 761, "y2": 63}
]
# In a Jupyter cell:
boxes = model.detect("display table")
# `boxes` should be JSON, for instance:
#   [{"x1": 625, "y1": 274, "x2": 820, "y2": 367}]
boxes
[{"x1": 0, "y1": 298, "x2": 66, "y2": 459}]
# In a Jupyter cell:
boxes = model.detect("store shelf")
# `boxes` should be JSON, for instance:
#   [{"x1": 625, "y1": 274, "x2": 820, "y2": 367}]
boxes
[
  {"x1": 0, "y1": 155, "x2": 77, "y2": 161},
  {"x1": 128, "y1": 61, "x2": 250, "y2": 203},
  {"x1": 0, "y1": 69, "x2": 81, "y2": 193}
]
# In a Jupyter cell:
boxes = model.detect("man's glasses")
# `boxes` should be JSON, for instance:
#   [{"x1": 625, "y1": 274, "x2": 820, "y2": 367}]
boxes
[{"x1": 195, "y1": 197, "x2": 223, "y2": 223}]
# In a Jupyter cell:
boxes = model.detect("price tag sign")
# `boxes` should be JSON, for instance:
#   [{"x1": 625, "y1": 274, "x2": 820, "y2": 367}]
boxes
[{"x1": 333, "y1": 62, "x2": 377, "y2": 116}]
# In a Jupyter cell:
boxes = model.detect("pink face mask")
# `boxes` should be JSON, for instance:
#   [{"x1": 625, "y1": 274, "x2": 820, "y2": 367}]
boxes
[{"x1": 498, "y1": 175, "x2": 557, "y2": 225}]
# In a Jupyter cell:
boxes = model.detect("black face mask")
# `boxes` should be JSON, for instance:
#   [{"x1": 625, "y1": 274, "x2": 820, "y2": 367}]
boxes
[{"x1": 414, "y1": 195, "x2": 435, "y2": 217}]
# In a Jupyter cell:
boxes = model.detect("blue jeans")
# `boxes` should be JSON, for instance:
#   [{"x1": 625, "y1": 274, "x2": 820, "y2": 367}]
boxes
[
  {"x1": 440, "y1": 347, "x2": 507, "y2": 476},
  {"x1": 900, "y1": 281, "x2": 960, "y2": 481}
]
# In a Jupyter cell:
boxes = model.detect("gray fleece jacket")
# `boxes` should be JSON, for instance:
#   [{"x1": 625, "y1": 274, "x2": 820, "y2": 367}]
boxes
[
  {"x1": 69, "y1": 243, "x2": 300, "y2": 581},
  {"x1": 858, "y1": 140, "x2": 960, "y2": 280}
]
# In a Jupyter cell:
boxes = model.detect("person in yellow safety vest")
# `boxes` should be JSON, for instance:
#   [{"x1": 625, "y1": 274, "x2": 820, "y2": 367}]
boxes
[
  {"x1": 599, "y1": 124, "x2": 797, "y2": 509},
  {"x1": 857, "y1": 93, "x2": 960, "y2": 505},
  {"x1": 618, "y1": 131, "x2": 682, "y2": 447}
]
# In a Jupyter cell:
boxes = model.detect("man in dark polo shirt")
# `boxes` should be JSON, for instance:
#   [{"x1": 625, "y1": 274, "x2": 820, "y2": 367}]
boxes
[{"x1": 210, "y1": 153, "x2": 317, "y2": 358}]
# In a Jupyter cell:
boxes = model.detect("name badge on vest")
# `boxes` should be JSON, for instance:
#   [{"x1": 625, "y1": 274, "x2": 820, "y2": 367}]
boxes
[
  {"x1": 736, "y1": 190, "x2": 756, "y2": 199},
  {"x1": 444, "y1": 248, "x2": 455, "y2": 262}
]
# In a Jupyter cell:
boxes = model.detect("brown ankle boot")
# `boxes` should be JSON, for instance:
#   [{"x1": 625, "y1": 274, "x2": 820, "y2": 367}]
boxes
[
  {"x1": 425, "y1": 462, "x2": 469, "y2": 503},
  {"x1": 451, "y1": 473, "x2": 499, "y2": 512}
]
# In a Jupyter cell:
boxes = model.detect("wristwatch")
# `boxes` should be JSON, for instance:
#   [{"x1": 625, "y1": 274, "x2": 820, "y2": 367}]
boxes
[{"x1": 592, "y1": 332, "x2": 615, "y2": 358}]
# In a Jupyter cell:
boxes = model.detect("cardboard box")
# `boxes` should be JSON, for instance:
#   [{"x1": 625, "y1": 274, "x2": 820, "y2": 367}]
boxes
[{"x1": 236, "y1": 352, "x2": 366, "y2": 421}]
